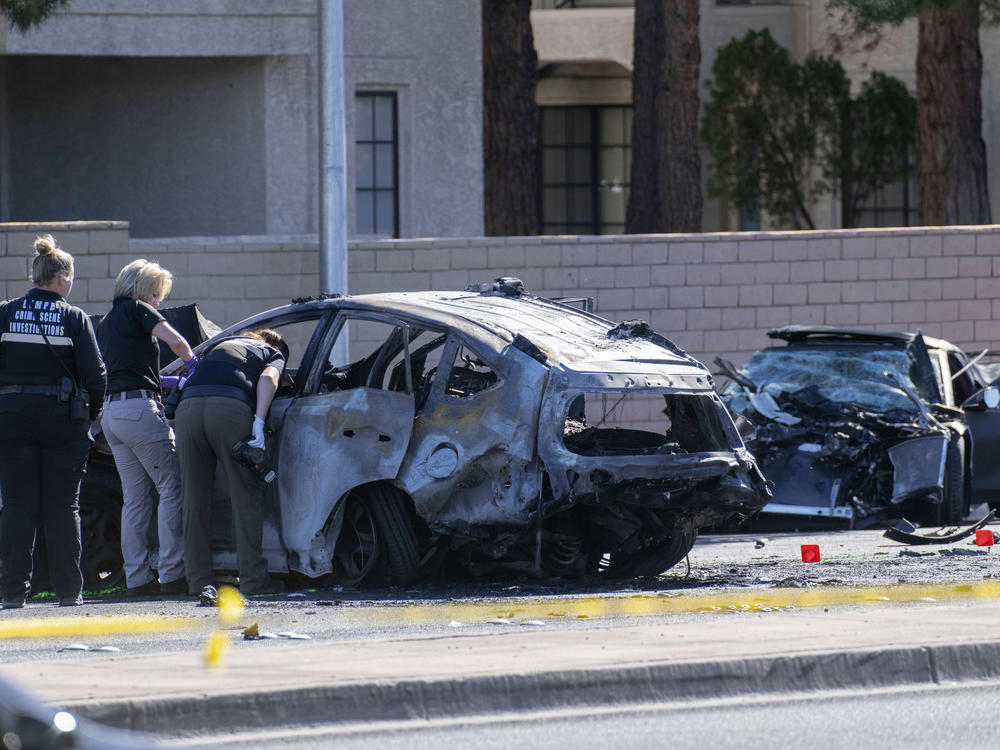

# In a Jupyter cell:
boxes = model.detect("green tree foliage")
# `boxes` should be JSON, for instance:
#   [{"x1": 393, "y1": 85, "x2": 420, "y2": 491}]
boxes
[
  {"x1": 828, "y1": 0, "x2": 992, "y2": 225},
  {"x1": 828, "y1": 0, "x2": 1000, "y2": 29},
  {"x1": 700, "y1": 29, "x2": 915, "y2": 229},
  {"x1": 0, "y1": 0, "x2": 69, "y2": 31},
  {"x1": 839, "y1": 72, "x2": 916, "y2": 227},
  {"x1": 701, "y1": 30, "x2": 844, "y2": 229}
]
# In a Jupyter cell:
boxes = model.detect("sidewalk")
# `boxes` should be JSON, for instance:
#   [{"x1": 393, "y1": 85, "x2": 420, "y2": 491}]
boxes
[{"x1": 4, "y1": 599, "x2": 1000, "y2": 737}]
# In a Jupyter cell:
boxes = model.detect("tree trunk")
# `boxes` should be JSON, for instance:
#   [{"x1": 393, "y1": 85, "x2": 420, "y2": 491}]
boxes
[
  {"x1": 482, "y1": 0, "x2": 539, "y2": 236},
  {"x1": 626, "y1": 0, "x2": 702, "y2": 234},
  {"x1": 917, "y1": 0, "x2": 990, "y2": 225}
]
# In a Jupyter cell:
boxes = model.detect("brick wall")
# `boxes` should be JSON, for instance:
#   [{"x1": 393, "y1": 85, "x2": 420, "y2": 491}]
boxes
[{"x1": 3, "y1": 222, "x2": 1000, "y2": 376}]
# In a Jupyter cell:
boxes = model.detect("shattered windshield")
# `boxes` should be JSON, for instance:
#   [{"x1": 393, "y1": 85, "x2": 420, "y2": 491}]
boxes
[{"x1": 741, "y1": 346, "x2": 920, "y2": 413}]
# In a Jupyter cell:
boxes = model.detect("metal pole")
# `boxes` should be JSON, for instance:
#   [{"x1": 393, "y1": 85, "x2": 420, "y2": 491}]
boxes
[{"x1": 318, "y1": 0, "x2": 348, "y2": 297}]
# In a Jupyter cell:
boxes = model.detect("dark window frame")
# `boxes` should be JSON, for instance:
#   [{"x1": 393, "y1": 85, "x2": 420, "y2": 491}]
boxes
[
  {"x1": 538, "y1": 104, "x2": 631, "y2": 235},
  {"x1": 355, "y1": 91, "x2": 400, "y2": 238}
]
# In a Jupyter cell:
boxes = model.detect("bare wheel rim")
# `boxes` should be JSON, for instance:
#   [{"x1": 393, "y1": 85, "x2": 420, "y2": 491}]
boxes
[{"x1": 332, "y1": 494, "x2": 381, "y2": 585}]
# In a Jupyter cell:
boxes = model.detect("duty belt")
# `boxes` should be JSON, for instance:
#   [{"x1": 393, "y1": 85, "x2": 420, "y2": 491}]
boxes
[
  {"x1": 106, "y1": 389, "x2": 160, "y2": 402},
  {"x1": 0, "y1": 384, "x2": 59, "y2": 396},
  {"x1": 180, "y1": 384, "x2": 253, "y2": 407}
]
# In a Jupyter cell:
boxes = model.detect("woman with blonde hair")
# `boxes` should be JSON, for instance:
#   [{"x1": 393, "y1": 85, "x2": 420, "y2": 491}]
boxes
[
  {"x1": 97, "y1": 259, "x2": 196, "y2": 596},
  {"x1": 0, "y1": 234, "x2": 106, "y2": 608}
]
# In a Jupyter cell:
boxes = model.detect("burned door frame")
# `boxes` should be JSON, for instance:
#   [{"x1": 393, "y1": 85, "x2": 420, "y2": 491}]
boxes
[
  {"x1": 271, "y1": 309, "x2": 419, "y2": 577},
  {"x1": 397, "y1": 332, "x2": 547, "y2": 529},
  {"x1": 201, "y1": 307, "x2": 336, "y2": 575}
]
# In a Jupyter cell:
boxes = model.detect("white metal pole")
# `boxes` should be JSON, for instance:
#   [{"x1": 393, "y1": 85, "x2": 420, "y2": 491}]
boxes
[{"x1": 318, "y1": 0, "x2": 348, "y2": 298}]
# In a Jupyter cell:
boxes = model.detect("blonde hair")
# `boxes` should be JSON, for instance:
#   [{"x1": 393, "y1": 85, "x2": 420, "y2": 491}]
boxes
[
  {"x1": 31, "y1": 234, "x2": 74, "y2": 287},
  {"x1": 113, "y1": 259, "x2": 173, "y2": 302}
]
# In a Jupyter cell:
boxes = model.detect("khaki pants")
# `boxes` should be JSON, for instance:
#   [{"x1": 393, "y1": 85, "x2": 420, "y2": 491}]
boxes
[
  {"x1": 175, "y1": 396, "x2": 268, "y2": 594},
  {"x1": 102, "y1": 395, "x2": 185, "y2": 589}
]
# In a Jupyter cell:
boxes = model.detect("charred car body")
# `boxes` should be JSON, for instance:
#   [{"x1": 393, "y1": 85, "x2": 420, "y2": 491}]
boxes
[
  {"x1": 718, "y1": 326, "x2": 1000, "y2": 527},
  {"x1": 80, "y1": 279, "x2": 767, "y2": 587}
]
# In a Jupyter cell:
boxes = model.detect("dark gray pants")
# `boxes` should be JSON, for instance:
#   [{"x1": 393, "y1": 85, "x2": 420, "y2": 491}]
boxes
[{"x1": 175, "y1": 396, "x2": 268, "y2": 594}]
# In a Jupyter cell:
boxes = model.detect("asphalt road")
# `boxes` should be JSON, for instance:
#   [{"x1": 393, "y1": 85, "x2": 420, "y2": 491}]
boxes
[
  {"x1": 178, "y1": 681, "x2": 1000, "y2": 750},
  {"x1": 3, "y1": 525, "x2": 998, "y2": 663}
]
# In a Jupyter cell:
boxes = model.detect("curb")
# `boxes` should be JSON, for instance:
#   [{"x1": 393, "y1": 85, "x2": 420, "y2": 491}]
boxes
[{"x1": 66, "y1": 639, "x2": 1000, "y2": 737}]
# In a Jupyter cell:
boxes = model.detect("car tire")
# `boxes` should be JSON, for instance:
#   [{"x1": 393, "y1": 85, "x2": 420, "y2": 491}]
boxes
[
  {"x1": 332, "y1": 484, "x2": 419, "y2": 587},
  {"x1": 938, "y1": 435, "x2": 966, "y2": 526},
  {"x1": 331, "y1": 489, "x2": 382, "y2": 586},
  {"x1": 603, "y1": 529, "x2": 697, "y2": 578},
  {"x1": 364, "y1": 484, "x2": 420, "y2": 587}
]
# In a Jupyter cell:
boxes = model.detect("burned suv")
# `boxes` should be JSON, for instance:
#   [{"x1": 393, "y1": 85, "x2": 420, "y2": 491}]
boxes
[
  {"x1": 95, "y1": 279, "x2": 765, "y2": 587},
  {"x1": 718, "y1": 326, "x2": 1000, "y2": 527}
]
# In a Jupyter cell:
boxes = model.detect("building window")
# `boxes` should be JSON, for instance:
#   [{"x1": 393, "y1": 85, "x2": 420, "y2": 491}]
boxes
[
  {"x1": 855, "y1": 173, "x2": 917, "y2": 228},
  {"x1": 355, "y1": 92, "x2": 398, "y2": 238},
  {"x1": 539, "y1": 106, "x2": 631, "y2": 235}
]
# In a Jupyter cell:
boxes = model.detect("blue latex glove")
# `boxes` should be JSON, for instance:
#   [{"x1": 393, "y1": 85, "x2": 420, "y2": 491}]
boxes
[
  {"x1": 183, "y1": 354, "x2": 198, "y2": 377},
  {"x1": 248, "y1": 415, "x2": 266, "y2": 449},
  {"x1": 160, "y1": 375, "x2": 181, "y2": 390}
]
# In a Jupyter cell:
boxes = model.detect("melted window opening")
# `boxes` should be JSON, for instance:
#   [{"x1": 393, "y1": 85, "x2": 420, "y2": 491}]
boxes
[{"x1": 562, "y1": 392, "x2": 730, "y2": 456}]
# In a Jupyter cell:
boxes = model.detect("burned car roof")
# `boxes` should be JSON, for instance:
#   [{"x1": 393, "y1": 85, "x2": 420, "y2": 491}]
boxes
[
  {"x1": 767, "y1": 325, "x2": 961, "y2": 353},
  {"x1": 224, "y1": 288, "x2": 714, "y2": 386}
]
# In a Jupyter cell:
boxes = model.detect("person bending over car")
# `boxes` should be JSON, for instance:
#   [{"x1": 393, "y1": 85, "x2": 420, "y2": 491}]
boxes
[
  {"x1": 0, "y1": 235, "x2": 106, "y2": 609},
  {"x1": 175, "y1": 329, "x2": 287, "y2": 596},
  {"x1": 97, "y1": 259, "x2": 196, "y2": 597}
]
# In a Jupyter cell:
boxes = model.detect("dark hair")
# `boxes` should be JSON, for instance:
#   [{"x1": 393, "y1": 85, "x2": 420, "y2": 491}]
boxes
[{"x1": 247, "y1": 328, "x2": 289, "y2": 361}]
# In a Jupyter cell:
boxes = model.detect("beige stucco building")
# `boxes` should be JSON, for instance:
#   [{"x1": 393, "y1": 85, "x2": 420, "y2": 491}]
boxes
[
  {"x1": 531, "y1": 0, "x2": 1000, "y2": 233},
  {"x1": 1, "y1": 1, "x2": 997, "y2": 242},
  {"x1": 0, "y1": 0, "x2": 483, "y2": 240}
]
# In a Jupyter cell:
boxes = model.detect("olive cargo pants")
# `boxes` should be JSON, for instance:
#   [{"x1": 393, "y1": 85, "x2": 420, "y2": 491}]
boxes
[{"x1": 174, "y1": 396, "x2": 268, "y2": 594}]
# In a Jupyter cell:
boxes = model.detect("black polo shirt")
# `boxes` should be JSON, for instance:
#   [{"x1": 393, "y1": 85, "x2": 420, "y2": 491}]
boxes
[
  {"x1": 97, "y1": 297, "x2": 165, "y2": 394},
  {"x1": 0, "y1": 288, "x2": 107, "y2": 418},
  {"x1": 183, "y1": 336, "x2": 285, "y2": 407}
]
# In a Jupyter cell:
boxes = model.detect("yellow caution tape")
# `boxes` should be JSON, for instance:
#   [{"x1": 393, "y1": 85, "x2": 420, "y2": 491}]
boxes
[
  {"x1": 4, "y1": 581, "x2": 1000, "y2": 642},
  {"x1": 0, "y1": 615, "x2": 196, "y2": 640},
  {"x1": 390, "y1": 579, "x2": 1000, "y2": 624},
  {"x1": 204, "y1": 629, "x2": 229, "y2": 668}
]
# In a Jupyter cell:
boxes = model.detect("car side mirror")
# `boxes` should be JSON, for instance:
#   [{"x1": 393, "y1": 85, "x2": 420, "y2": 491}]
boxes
[{"x1": 733, "y1": 414, "x2": 757, "y2": 443}]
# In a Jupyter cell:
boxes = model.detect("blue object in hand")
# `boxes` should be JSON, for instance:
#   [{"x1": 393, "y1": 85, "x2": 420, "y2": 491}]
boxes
[
  {"x1": 183, "y1": 354, "x2": 198, "y2": 376},
  {"x1": 160, "y1": 375, "x2": 181, "y2": 390}
]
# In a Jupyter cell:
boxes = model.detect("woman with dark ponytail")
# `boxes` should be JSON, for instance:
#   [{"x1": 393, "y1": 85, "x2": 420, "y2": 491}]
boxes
[{"x1": 0, "y1": 235, "x2": 106, "y2": 608}]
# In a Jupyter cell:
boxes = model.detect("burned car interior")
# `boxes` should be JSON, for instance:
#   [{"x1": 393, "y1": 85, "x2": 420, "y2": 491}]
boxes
[{"x1": 717, "y1": 326, "x2": 1000, "y2": 529}]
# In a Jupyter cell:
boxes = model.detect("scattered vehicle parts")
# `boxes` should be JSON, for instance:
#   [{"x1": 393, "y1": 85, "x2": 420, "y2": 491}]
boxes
[
  {"x1": 717, "y1": 327, "x2": 1000, "y2": 527},
  {"x1": 882, "y1": 511, "x2": 995, "y2": 545}
]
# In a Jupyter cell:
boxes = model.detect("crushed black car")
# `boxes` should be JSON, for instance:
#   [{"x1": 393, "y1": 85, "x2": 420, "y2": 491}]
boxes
[
  {"x1": 80, "y1": 279, "x2": 769, "y2": 587},
  {"x1": 717, "y1": 326, "x2": 1000, "y2": 528}
]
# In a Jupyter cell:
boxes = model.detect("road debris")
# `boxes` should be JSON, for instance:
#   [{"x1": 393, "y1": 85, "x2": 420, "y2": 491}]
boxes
[
  {"x1": 198, "y1": 585, "x2": 218, "y2": 607},
  {"x1": 882, "y1": 511, "x2": 995, "y2": 545},
  {"x1": 938, "y1": 548, "x2": 989, "y2": 557}
]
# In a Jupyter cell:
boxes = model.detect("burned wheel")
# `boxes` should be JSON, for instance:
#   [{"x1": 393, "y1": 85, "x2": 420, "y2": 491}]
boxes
[
  {"x1": 79, "y1": 455, "x2": 125, "y2": 591},
  {"x1": 937, "y1": 435, "x2": 966, "y2": 526},
  {"x1": 331, "y1": 489, "x2": 381, "y2": 586},
  {"x1": 332, "y1": 484, "x2": 419, "y2": 587},
  {"x1": 600, "y1": 529, "x2": 697, "y2": 578}
]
